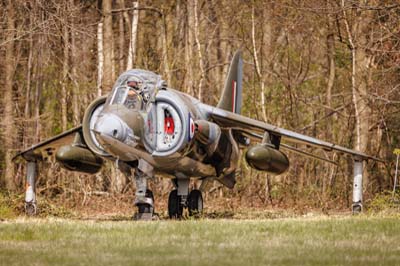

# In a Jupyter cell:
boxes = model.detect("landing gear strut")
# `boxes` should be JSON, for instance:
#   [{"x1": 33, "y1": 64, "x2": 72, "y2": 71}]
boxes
[
  {"x1": 133, "y1": 169, "x2": 155, "y2": 220},
  {"x1": 25, "y1": 161, "x2": 38, "y2": 216}
]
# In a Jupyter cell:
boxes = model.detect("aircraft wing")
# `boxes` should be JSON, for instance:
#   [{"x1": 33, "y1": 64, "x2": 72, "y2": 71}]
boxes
[
  {"x1": 13, "y1": 125, "x2": 82, "y2": 162},
  {"x1": 208, "y1": 107, "x2": 382, "y2": 162}
]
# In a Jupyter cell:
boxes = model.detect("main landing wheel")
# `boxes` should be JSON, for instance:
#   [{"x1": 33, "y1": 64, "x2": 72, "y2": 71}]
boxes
[
  {"x1": 168, "y1": 190, "x2": 183, "y2": 219},
  {"x1": 188, "y1": 189, "x2": 203, "y2": 217}
]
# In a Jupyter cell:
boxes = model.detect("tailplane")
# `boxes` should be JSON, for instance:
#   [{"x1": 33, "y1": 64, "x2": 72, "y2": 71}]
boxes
[{"x1": 217, "y1": 50, "x2": 243, "y2": 114}]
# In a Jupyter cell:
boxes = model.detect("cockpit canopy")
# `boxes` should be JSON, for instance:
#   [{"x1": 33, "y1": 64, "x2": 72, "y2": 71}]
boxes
[{"x1": 106, "y1": 69, "x2": 166, "y2": 111}]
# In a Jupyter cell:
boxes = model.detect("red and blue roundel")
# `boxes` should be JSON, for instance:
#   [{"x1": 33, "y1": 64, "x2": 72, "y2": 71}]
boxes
[{"x1": 188, "y1": 113, "x2": 195, "y2": 141}]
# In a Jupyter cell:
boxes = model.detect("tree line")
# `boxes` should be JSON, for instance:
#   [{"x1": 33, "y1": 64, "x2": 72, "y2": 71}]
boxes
[{"x1": 1, "y1": 0, "x2": 399, "y2": 209}]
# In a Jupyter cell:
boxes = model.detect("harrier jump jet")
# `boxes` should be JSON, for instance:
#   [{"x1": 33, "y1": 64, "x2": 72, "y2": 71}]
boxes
[{"x1": 14, "y1": 51, "x2": 378, "y2": 219}]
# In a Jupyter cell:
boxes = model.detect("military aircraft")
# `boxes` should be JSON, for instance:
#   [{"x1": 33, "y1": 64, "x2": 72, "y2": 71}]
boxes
[{"x1": 14, "y1": 51, "x2": 379, "y2": 219}]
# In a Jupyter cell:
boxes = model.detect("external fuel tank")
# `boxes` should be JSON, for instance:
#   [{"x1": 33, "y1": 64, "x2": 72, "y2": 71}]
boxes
[
  {"x1": 245, "y1": 144, "x2": 289, "y2": 175},
  {"x1": 56, "y1": 145, "x2": 103, "y2": 174}
]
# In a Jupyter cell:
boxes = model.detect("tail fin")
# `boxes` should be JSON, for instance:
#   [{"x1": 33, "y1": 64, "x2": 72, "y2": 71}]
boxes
[{"x1": 217, "y1": 50, "x2": 243, "y2": 114}]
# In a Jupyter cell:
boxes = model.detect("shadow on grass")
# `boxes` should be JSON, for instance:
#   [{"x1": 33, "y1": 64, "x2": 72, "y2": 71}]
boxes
[{"x1": 75, "y1": 209, "x2": 297, "y2": 222}]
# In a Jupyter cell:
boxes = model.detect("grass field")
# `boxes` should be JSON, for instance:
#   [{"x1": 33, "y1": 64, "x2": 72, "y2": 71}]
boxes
[{"x1": 1, "y1": 215, "x2": 400, "y2": 266}]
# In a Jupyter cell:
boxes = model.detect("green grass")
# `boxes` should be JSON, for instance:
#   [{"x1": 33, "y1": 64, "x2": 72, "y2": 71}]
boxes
[{"x1": 1, "y1": 216, "x2": 400, "y2": 266}]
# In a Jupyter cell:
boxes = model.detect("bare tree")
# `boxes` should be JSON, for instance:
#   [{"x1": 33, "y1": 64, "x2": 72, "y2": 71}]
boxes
[
  {"x1": 61, "y1": 2, "x2": 70, "y2": 131},
  {"x1": 126, "y1": 1, "x2": 139, "y2": 70},
  {"x1": 23, "y1": 8, "x2": 34, "y2": 149},
  {"x1": 251, "y1": 5, "x2": 267, "y2": 122},
  {"x1": 2, "y1": 0, "x2": 16, "y2": 190},
  {"x1": 102, "y1": 0, "x2": 114, "y2": 92},
  {"x1": 341, "y1": 0, "x2": 374, "y2": 189},
  {"x1": 97, "y1": 20, "x2": 104, "y2": 97},
  {"x1": 70, "y1": 0, "x2": 80, "y2": 126},
  {"x1": 118, "y1": 0, "x2": 125, "y2": 73},
  {"x1": 193, "y1": 0, "x2": 205, "y2": 101}
]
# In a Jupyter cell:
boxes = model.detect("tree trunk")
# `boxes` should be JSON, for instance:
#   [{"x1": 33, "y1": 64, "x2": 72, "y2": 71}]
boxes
[
  {"x1": 23, "y1": 15, "x2": 34, "y2": 149},
  {"x1": 3, "y1": 0, "x2": 16, "y2": 190},
  {"x1": 324, "y1": 9, "x2": 336, "y2": 197},
  {"x1": 102, "y1": 0, "x2": 114, "y2": 92},
  {"x1": 126, "y1": 1, "x2": 139, "y2": 70},
  {"x1": 325, "y1": 27, "x2": 335, "y2": 140},
  {"x1": 70, "y1": 0, "x2": 80, "y2": 125},
  {"x1": 251, "y1": 5, "x2": 267, "y2": 122},
  {"x1": 97, "y1": 21, "x2": 104, "y2": 97},
  {"x1": 61, "y1": 8, "x2": 70, "y2": 131},
  {"x1": 212, "y1": 2, "x2": 223, "y2": 93},
  {"x1": 118, "y1": 0, "x2": 125, "y2": 73},
  {"x1": 161, "y1": 15, "x2": 171, "y2": 86},
  {"x1": 342, "y1": 0, "x2": 372, "y2": 190},
  {"x1": 193, "y1": 0, "x2": 205, "y2": 101},
  {"x1": 185, "y1": 0, "x2": 195, "y2": 95}
]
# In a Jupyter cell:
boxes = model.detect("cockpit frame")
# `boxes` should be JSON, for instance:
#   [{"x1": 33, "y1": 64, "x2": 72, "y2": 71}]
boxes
[{"x1": 105, "y1": 69, "x2": 163, "y2": 112}]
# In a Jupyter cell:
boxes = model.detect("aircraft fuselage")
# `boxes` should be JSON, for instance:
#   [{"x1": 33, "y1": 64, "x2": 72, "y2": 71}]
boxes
[{"x1": 89, "y1": 70, "x2": 231, "y2": 179}]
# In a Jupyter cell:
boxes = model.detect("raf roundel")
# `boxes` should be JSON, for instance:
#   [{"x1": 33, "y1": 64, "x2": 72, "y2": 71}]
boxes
[{"x1": 189, "y1": 114, "x2": 195, "y2": 141}]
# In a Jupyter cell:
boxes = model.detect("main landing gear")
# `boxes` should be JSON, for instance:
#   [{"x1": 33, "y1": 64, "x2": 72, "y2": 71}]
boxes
[{"x1": 168, "y1": 178, "x2": 203, "y2": 219}]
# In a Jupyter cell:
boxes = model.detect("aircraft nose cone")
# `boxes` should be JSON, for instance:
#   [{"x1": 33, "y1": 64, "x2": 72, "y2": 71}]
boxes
[{"x1": 94, "y1": 114, "x2": 128, "y2": 142}]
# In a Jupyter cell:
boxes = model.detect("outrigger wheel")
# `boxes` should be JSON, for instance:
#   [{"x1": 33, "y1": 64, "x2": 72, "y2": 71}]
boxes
[
  {"x1": 25, "y1": 202, "x2": 37, "y2": 216},
  {"x1": 168, "y1": 189, "x2": 203, "y2": 219}
]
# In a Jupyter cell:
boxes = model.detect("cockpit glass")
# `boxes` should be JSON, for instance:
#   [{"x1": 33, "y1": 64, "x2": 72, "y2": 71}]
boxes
[
  {"x1": 124, "y1": 89, "x2": 143, "y2": 110},
  {"x1": 110, "y1": 86, "x2": 143, "y2": 111},
  {"x1": 111, "y1": 86, "x2": 128, "y2": 105},
  {"x1": 105, "y1": 69, "x2": 165, "y2": 110}
]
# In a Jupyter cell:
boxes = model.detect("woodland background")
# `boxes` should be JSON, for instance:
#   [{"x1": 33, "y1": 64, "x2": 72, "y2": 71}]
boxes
[{"x1": 1, "y1": 0, "x2": 400, "y2": 212}]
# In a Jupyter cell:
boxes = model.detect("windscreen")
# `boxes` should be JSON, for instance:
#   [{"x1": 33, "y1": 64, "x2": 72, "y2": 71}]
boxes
[
  {"x1": 110, "y1": 86, "x2": 142, "y2": 110},
  {"x1": 105, "y1": 69, "x2": 163, "y2": 111},
  {"x1": 111, "y1": 86, "x2": 128, "y2": 105}
]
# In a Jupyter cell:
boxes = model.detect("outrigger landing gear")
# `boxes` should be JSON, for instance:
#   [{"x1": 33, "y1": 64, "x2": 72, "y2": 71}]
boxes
[
  {"x1": 168, "y1": 178, "x2": 203, "y2": 219},
  {"x1": 352, "y1": 159, "x2": 363, "y2": 214},
  {"x1": 25, "y1": 161, "x2": 38, "y2": 216}
]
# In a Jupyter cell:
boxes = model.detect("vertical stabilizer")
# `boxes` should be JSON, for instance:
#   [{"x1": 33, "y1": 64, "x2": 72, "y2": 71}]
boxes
[{"x1": 217, "y1": 50, "x2": 243, "y2": 114}]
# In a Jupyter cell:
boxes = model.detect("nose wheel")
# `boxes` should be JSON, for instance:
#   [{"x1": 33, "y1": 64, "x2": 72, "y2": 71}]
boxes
[
  {"x1": 168, "y1": 189, "x2": 203, "y2": 219},
  {"x1": 134, "y1": 189, "x2": 155, "y2": 220}
]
